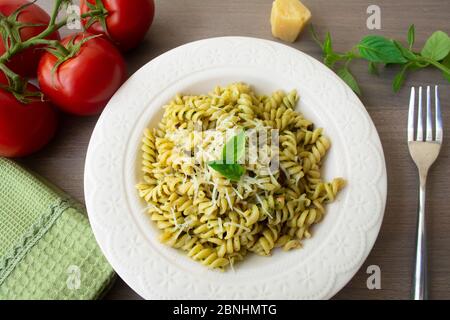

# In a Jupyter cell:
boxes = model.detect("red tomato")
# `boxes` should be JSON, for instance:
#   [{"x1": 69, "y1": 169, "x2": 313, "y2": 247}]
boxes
[
  {"x1": 0, "y1": 73, "x2": 58, "y2": 157},
  {"x1": 0, "y1": 0, "x2": 60, "y2": 78},
  {"x1": 37, "y1": 33, "x2": 127, "y2": 116},
  {"x1": 80, "y1": 0, "x2": 155, "y2": 51}
]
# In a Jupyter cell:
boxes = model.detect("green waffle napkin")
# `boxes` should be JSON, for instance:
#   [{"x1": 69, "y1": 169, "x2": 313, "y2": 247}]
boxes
[{"x1": 0, "y1": 158, "x2": 115, "y2": 299}]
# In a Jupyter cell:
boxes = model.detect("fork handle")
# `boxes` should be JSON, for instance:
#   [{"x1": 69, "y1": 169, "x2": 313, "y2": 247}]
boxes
[{"x1": 413, "y1": 176, "x2": 428, "y2": 300}]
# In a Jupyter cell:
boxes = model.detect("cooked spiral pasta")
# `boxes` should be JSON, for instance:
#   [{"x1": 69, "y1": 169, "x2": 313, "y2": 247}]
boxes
[{"x1": 137, "y1": 83, "x2": 345, "y2": 270}]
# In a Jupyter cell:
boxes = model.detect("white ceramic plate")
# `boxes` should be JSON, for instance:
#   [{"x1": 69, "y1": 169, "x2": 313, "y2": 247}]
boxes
[{"x1": 84, "y1": 37, "x2": 387, "y2": 300}]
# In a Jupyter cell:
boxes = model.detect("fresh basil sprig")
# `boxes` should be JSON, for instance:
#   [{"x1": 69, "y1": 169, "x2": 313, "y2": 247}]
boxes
[
  {"x1": 208, "y1": 162, "x2": 245, "y2": 181},
  {"x1": 208, "y1": 131, "x2": 246, "y2": 181},
  {"x1": 310, "y1": 24, "x2": 450, "y2": 94},
  {"x1": 442, "y1": 54, "x2": 450, "y2": 82},
  {"x1": 358, "y1": 35, "x2": 408, "y2": 64},
  {"x1": 421, "y1": 30, "x2": 450, "y2": 61}
]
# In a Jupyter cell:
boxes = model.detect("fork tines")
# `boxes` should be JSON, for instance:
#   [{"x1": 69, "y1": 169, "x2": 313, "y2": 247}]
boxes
[{"x1": 408, "y1": 86, "x2": 442, "y2": 143}]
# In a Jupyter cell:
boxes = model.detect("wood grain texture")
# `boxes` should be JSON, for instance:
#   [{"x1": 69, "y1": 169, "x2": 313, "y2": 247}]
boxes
[{"x1": 22, "y1": 0, "x2": 450, "y2": 300}]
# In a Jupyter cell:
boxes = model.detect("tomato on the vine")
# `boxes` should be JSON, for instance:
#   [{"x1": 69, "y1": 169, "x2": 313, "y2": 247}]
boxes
[
  {"x1": 80, "y1": 0, "x2": 155, "y2": 51},
  {"x1": 0, "y1": 0, "x2": 60, "y2": 78},
  {"x1": 37, "y1": 32, "x2": 127, "y2": 116},
  {"x1": 0, "y1": 73, "x2": 58, "y2": 157}
]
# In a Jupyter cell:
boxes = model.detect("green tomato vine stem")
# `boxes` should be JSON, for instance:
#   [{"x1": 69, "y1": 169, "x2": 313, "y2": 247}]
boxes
[
  {"x1": 0, "y1": 0, "x2": 107, "y2": 94},
  {"x1": 0, "y1": 62, "x2": 22, "y2": 91}
]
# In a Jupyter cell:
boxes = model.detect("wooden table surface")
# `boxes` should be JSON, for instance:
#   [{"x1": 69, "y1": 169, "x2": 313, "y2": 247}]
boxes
[{"x1": 26, "y1": 0, "x2": 450, "y2": 300}]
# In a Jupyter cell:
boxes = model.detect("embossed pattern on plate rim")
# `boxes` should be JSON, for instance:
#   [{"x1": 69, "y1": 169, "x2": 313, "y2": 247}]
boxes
[{"x1": 84, "y1": 37, "x2": 387, "y2": 300}]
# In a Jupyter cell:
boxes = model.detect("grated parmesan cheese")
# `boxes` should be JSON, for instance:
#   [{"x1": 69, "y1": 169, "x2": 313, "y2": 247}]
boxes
[
  {"x1": 191, "y1": 174, "x2": 200, "y2": 196},
  {"x1": 279, "y1": 163, "x2": 290, "y2": 181},
  {"x1": 218, "y1": 217, "x2": 224, "y2": 235},
  {"x1": 228, "y1": 257, "x2": 236, "y2": 273},
  {"x1": 255, "y1": 194, "x2": 273, "y2": 219},
  {"x1": 232, "y1": 186, "x2": 244, "y2": 200},
  {"x1": 142, "y1": 202, "x2": 163, "y2": 214},
  {"x1": 211, "y1": 181, "x2": 218, "y2": 207},
  {"x1": 224, "y1": 188, "x2": 233, "y2": 210},
  {"x1": 233, "y1": 207, "x2": 245, "y2": 216},
  {"x1": 171, "y1": 207, "x2": 180, "y2": 228},
  {"x1": 266, "y1": 167, "x2": 279, "y2": 186}
]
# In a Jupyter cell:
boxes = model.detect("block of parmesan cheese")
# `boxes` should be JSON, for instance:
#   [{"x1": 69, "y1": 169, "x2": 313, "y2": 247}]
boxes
[{"x1": 270, "y1": 0, "x2": 312, "y2": 43}]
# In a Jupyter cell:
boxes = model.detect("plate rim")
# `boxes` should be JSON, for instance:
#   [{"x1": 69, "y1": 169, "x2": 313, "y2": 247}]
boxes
[{"x1": 84, "y1": 36, "x2": 387, "y2": 300}]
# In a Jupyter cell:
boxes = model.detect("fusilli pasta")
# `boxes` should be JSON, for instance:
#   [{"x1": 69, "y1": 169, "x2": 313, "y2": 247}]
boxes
[{"x1": 137, "y1": 83, "x2": 345, "y2": 270}]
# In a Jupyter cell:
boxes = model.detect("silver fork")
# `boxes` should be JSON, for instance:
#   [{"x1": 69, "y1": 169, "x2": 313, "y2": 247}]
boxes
[{"x1": 408, "y1": 85, "x2": 443, "y2": 300}]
